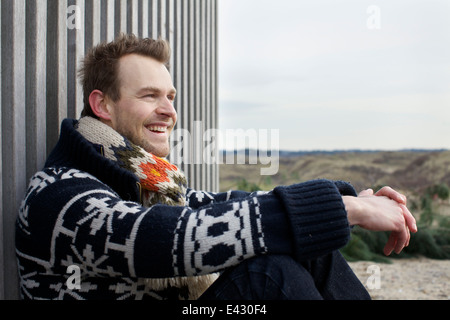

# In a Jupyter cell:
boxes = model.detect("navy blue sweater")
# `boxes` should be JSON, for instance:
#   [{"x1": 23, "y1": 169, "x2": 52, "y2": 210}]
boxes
[{"x1": 16, "y1": 119, "x2": 356, "y2": 300}]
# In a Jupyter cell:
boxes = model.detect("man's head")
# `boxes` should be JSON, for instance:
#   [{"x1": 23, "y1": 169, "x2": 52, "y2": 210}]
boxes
[{"x1": 79, "y1": 33, "x2": 177, "y2": 157}]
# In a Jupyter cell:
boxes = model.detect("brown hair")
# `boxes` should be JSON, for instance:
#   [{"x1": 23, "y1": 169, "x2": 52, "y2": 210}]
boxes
[{"x1": 78, "y1": 33, "x2": 171, "y2": 118}]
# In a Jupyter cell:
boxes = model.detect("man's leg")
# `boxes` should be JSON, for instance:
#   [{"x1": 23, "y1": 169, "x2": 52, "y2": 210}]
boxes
[
  {"x1": 199, "y1": 252, "x2": 371, "y2": 300},
  {"x1": 199, "y1": 254, "x2": 323, "y2": 300},
  {"x1": 299, "y1": 250, "x2": 371, "y2": 300}
]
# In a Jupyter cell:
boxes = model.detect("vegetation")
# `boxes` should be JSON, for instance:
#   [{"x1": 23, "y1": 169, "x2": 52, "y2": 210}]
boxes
[{"x1": 219, "y1": 150, "x2": 450, "y2": 262}]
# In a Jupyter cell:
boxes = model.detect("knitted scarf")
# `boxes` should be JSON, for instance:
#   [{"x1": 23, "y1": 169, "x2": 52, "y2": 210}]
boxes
[{"x1": 76, "y1": 116, "x2": 218, "y2": 299}]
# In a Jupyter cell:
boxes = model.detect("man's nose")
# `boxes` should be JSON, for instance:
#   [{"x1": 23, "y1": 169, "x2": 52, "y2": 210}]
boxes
[{"x1": 157, "y1": 97, "x2": 177, "y2": 118}]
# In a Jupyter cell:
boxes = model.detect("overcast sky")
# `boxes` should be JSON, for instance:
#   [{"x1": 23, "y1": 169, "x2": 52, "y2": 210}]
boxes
[{"x1": 217, "y1": 0, "x2": 450, "y2": 151}]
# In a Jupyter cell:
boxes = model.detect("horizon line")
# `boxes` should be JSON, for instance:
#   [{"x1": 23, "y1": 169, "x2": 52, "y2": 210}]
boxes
[{"x1": 219, "y1": 148, "x2": 449, "y2": 153}]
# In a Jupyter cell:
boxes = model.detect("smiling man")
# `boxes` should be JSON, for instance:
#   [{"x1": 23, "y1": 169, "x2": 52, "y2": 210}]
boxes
[{"x1": 16, "y1": 34, "x2": 416, "y2": 300}]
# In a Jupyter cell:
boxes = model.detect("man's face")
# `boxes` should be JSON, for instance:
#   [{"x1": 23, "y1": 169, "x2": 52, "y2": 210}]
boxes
[{"x1": 107, "y1": 54, "x2": 177, "y2": 157}]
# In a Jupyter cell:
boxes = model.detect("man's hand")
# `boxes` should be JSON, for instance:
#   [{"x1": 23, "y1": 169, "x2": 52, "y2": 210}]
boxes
[{"x1": 343, "y1": 186, "x2": 417, "y2": 256}]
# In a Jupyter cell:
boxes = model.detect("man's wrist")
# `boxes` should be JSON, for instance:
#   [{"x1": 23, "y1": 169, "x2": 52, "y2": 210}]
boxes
[{"x1": 342, "y1": 196, "x2": 361, "y2": 226}]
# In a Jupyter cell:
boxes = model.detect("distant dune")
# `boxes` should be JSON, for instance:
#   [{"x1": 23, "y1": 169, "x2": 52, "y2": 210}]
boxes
[{"x1": 219, "y1": 150, "x2": 450, "y2": 196}]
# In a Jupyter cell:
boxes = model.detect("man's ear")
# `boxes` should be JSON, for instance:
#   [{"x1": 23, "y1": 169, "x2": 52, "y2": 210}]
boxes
[{"x1": 89, "y1": 90, "x2": 113, "y2": 120}]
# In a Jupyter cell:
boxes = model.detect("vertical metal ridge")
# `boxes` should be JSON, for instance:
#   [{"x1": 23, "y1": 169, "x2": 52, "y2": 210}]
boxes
[
  {"x1": 46, "y1": 0, "x2": 68, "y2": 154},
  {"x1": 1, "y1": 0, "x2": 27, "y2": 300},
  {"x1": 26, "y1": 0, "x2": 48, "y2": 181}
]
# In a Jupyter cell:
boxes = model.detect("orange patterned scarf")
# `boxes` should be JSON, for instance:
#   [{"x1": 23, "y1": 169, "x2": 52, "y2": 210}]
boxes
[{"x1": 76, "y1": 116, "x2": 187, "y2": 207}]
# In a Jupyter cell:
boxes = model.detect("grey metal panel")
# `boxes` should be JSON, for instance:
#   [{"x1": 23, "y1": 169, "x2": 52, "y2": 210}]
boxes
[
  {"x1": 115, "y1": 0, "x2": 127, "y2": 35},
  {"x1": 167, "y1": 0, "x2": 174, "y2": 71},
  {"x1": 159, "y1": 0, "x2": 166, "y2": 39},
  {"x1": 211, "y1": 0, "x2": 219, "y2": 191},
  {"x1": 128, "y1": 0, "x2": 139, "y2": 35},
  {"x1": 0, "y1": 0, "x2": 3, "y2": 301},
  {"x1": 0, "y1": 0, "x2": 218, "y2": 299},
  {"x1": 200, "y1": 0, "x2": 207, "y2": 190},
  {"x1": 181, "y1": 0, "x2": 190, "y2": 177},
  {"x1": 85, "y1": 0, "x2": 102, "y2": 52},
  {"x1": 1, "y1": 0, "x2": 27, "y2": 300},
  {"x1": 139, "y1": 0, "x2": 149, "y2": 38},
  {"x1": 204, "y1": 0, "x2": 212, "y2": 191},
  {"x1": 101, "y1": 0, "x2": 116, "y2": 42},
  {"x1": 194, "y1": 0, "x2": 200, "y2": 190},
  {"x1": 151, "y1": 0, "x2": 158, "y2": 38},
  {"x1": 212, "y1": 0, "x2": 219, "y2": 191},
  {"x1": 67, "y1": 0, "x2": 85, "y2": 119},
  {"x1": 46, "y1": 0, "x2": 68, "y2": 154},
  {"x1": 26, "y1": 0, "x2": 48, "y2": 180},
  {"x1": 188, "y1": 1, "x2": 196, "y2": 187}
]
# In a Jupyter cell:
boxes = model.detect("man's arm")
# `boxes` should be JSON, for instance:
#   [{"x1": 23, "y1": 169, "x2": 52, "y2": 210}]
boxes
[
  {"x1": 18, "y1": 169, "x2": 354, "y2": 280},
  {"x1": 185, "y1": 188, "x2": 270, "y2": 208},
  {"x1": 184, "y1": 183, "x2": 417, "y2": 257}
]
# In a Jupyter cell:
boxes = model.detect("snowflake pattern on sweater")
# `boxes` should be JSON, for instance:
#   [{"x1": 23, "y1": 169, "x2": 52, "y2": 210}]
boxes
[{"x1": 16, "y1": 166, "x2": 268, "y2": 300}]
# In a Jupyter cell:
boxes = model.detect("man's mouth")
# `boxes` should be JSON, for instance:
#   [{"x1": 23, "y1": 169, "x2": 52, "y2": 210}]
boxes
[{"x1": 146, "y1": 125, "x2": 168, "y2": 133}]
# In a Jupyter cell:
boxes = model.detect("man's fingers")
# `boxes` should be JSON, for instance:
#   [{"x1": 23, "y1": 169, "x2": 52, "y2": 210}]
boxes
[
  {"x1": 383, "y1": 233, "x2": 397, "y2": 256},
  {"x1": 384, "y1": 232, "x2": 406, "y2": 256},
  {"x1": 358, "y1": 189, "x2": 374, "y2": 197},
  {"x1": 375, "y1": 186, "x2": 407, "y2": 204},
  {"x1": 406, "y1": 226, "x2": 411, "y2": 247},
  {"x1": 401, "y1": 204, "x2": 418, "y2": 233},
  {"x1": 385, "y1": 223, "x2": 411, "y2": 256},
  {"x1": 394, "y1": 226, "x2": 409, "y2": 254}
]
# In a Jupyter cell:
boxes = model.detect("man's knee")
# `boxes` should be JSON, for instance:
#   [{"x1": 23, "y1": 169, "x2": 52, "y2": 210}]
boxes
[
  {"x1": 201, "y1": 255, "x2": 322, "y2": 300},
  {"x1": 245, "y1": 254, "x2": 301, "y2": 281}
]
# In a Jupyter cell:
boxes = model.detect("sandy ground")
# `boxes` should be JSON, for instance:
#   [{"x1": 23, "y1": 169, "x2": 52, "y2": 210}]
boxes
[{"x1": 348, "y1": 257, "x2": 450, "y2": 300}]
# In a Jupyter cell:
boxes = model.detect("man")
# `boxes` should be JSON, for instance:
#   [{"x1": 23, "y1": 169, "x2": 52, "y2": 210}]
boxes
[{"x1": 16, "y1": 34, "x2": 417, "y2": 300}]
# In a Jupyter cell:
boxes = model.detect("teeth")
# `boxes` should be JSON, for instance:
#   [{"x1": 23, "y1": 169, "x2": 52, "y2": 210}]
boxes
[{"x1": 147, "y1": 126, "x2": 167, "y2": 132}]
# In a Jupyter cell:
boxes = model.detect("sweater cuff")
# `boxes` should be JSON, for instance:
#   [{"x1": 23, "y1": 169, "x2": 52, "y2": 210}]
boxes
[
  {"x1": 273, "y1": 179, "x2": 351, "y2": 260},
  {"x1": 333, "y1": 180, "x2": 358, "y2": 197}
]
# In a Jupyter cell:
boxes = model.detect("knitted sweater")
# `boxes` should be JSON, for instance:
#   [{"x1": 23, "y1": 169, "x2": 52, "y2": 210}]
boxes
[{"x1": 16, "y1": 119, "x2": 357, "y2": 300}]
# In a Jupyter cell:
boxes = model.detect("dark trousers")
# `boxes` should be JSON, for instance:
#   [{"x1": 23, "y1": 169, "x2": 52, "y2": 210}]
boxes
[{"x1": 199, "y1": 251, "x2": 371, "y2": 300}]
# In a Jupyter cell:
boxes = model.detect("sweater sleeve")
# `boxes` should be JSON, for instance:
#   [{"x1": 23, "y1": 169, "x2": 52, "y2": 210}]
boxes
[
  {"x1": 185, "y1": 188, "x2": 260, "y2": 208},
  {"x1": 17, "y1": 168, "x2": 353, "y2": 282},
  {"x1": 272, "y1": 179, "x2": 353, "y2": 260},
  {"x1": 17, "y1": 168, "x2": 280, "y2": 279}
]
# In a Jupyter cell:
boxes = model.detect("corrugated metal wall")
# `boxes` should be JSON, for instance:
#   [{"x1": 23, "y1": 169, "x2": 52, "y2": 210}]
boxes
[{"x1": 0, "y1": 0, "x2": 218, "y2": 300}]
